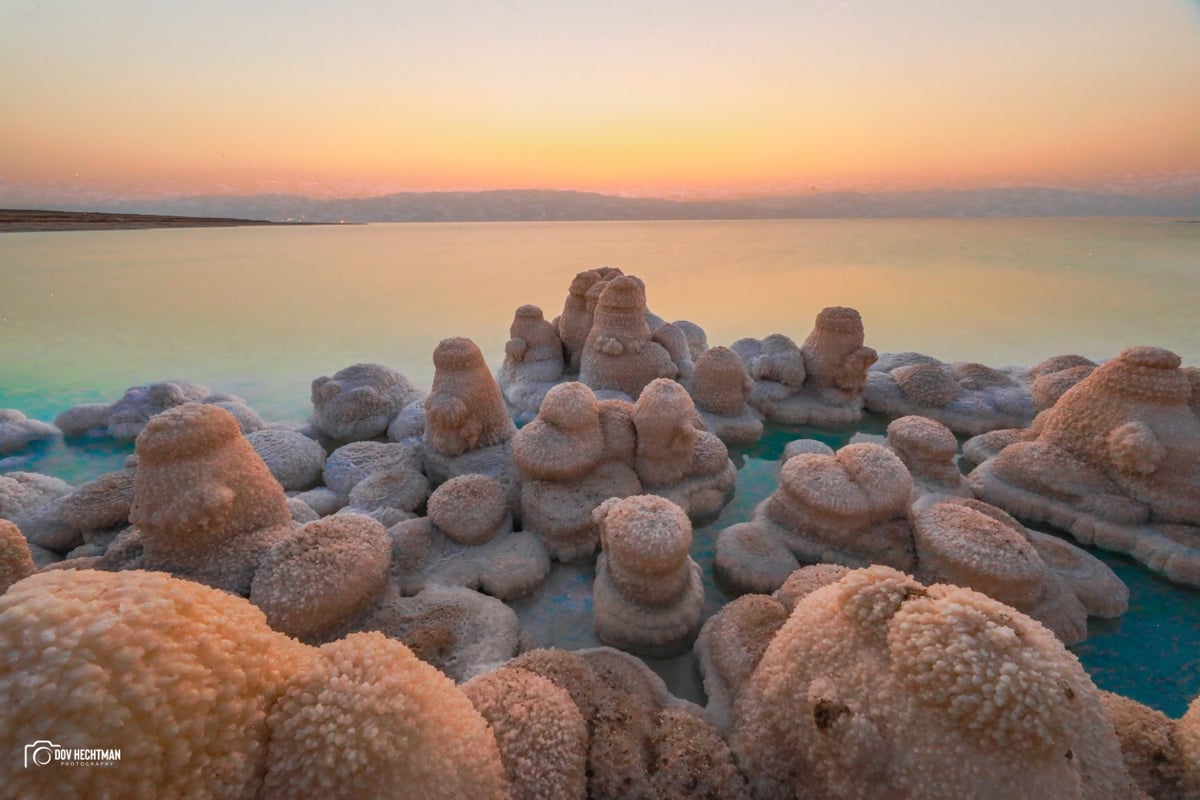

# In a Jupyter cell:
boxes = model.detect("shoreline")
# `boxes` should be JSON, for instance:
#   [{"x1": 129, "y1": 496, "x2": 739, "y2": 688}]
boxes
[{"x1": 0, "y1": 208, "x2": 341, "y2": 233}]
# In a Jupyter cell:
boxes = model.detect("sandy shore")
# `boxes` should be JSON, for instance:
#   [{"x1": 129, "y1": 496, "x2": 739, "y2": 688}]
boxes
[{"x1": 0, "y1": 208, "x2": 294, "y2": 233}]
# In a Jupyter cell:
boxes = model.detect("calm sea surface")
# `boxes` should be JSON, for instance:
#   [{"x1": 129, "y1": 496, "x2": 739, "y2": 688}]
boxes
[{"x1": 1, "y1": 218, "x2": 1197, "y2": 713}]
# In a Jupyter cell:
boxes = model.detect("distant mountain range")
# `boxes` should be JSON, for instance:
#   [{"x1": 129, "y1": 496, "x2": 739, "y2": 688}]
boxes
[{"x1": 12, "y1": 187, "x2": 1200, "y2": 223}]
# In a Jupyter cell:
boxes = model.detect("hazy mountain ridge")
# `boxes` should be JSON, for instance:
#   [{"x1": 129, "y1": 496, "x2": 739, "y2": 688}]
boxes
[{"x1": 11, "y1": 187, "x2": 1200, "y2": 223}]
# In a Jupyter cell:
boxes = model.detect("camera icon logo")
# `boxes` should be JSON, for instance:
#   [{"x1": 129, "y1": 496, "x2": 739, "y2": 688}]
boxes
[{"x1": 24, "y1": 740, "x2": 60, "y2": 768}]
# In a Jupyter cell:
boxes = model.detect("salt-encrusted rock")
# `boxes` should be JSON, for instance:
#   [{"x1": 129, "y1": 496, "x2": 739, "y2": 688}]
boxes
[
  {"x1": 0, "y1": 409, "x2": 58, "y2": 454},
  {"x1": 246, "y1": 428, "x2": 326, "y2": 491},
  {"x1": 966, "y1": 346, "x2": 1200, "y2": 587},
  {"x1": 0, "y1": 519, "x2": 35, "y2": 594},
  {"x1": 1025, "y1": 529, "x2": 1130, "y2": 619},
  {"x1": 695, "y1": 593, "x2": 790, "y2": 732},
  {"x1": 730, "y1": 566, "x2": 1138, "y2": 800},
  {"x1": 59, "y1": 465, "x2": 136, "y2": 532},
  {"x1": 462, "y1": 667, "x2": 589, "y2": 800},
  {"x1": 498, "y1": 304, "x2": 565, "y2": 421},
  {"x1": 1029, "y1": 354, "x2": 1098, "y2": 410},
  {"x1": 736, "y1": 307, "x2": 877, "y2": 426},
  {"x1": 578, "y1": 275, "x2": 678, "y2": 398},
  {"x1": 865, "y1": 352, "x2": 1035, "y2": 435},
  {"x1": 592, "y1": 495, "x2": 704, "y2": 656},
  {"x1": 557, "y1": 268, "x2": 611, "y2": 372},
  {"x1": 203, "y1": 394, "x2": 265, "y2": 434},
  {"x1": 633, "y1": 378, "x2": 736, "y2": 519},
  {"x1": 514, "y1": 383, "x2": 641, "y2": 561},
  {"x1": 1100, "y1": 692, "x2": 1190, "y2": 800},
  {"x1": 262, "y1": 631, "x2": 509, "y2": 800},
  {"x1": 781, "y1": 438, "x2": 836, "y2": 461},
  {"x1": 673, "y1": 319, "x2": 709, "y2": 361},
  {"x1": 96, "y1": 403, "x2": 293, "y2": 595},
  {"x1": 386, "y1": 398, "x2": 427, "y2": 441},
  {"x1": 352, "y1": 584, "x2": 523, "y2": 682},
  {"x1": 885, "y1": 415, "x2": 971, "y2": 499},
  {"x1": 309, "y1": 362, "x2": 424, "y2": 444},
  {"x1": 55, "y1": 379, "x2": 211, "y2": 440},
  {"x1": 0, "y1": 470, "x2": 72, "y2": 520},
  {"x1": 322, "y1": 441, "x2": 428, "y2": 522},
  {"x1": 390, "y1": 474, "x2": 549, "y2": 600},
  {"x1": 249, "y1": 513, "x2": 392, "y2": 643},
  {"x1": 715, "y1": 443, "x2": 914, "y2": 594},
  {"x1": 290, "y1": 486, "x2": 345, "y2": 516},
  {"x1": 286, "y1": 496, "x2": 320, "y2": 524},
  {"x1": 689, "y1": 346, "x2": 764, "y2": 444}
]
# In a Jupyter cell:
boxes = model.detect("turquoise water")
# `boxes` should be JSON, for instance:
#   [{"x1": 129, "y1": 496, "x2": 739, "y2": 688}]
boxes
[{"x1": 1, "y1": 219, "x2": 1198, "y2": 715}]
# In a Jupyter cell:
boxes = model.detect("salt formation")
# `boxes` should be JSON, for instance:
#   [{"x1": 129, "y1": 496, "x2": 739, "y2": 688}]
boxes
[
  {"x1": 322, "y1": 440, "x2": 428, "y2": 525},
  {"x1": 0, "y1": 470, "x2": 76, "y2": 552},
  {"x1": 422, "y1": 337, "x2": 519, "y2": 493},
  {"x1": 965, "y1": 346, "x2": 1200, "y2": 587},
  {"x1": 462, "y1": 666, "x2": 589, "y2": 800},
  {"x1": 715, "y1": 441, "x2": 1126, "y2": 643},
  {"x1": 245, "y1": 428, "x2": 326, "y2": 491},
  {"x1": 0, "y1": 408, "x2": 58, "y2": 454},
  {"x1": 262, "y1": 631, "x2": 510, "y2": 800},
  {"x1": 508, "y1": 647, "x2": 749, "y2": 800},
  {"x1": 1028, "y1": 354, "x2": 1098, "y2": 410},
  {"x1": 555, "y1": 267, "x2": 618, "y2": 371},
  {"x1": 715, "y1": 443, "x2": 914, "y2": 593},
  {"x1": 632, "y1": 378, "x2": 737, "y2": 517},
  {"x1": 497, "y1": 304, "x2": 565, "y2": 421},
  {"x1": 93, "y1": 402, "x2": 294, "y2": 594},
  {"x1": 53, "y1": 379, "x2": 266, "y2": 440},
  {"x1": 578, "y1": 275, "x2": 680, "y2": 398},
  {"x1": 512, "y1": 382, "x2": 642, "y2": 561},
  {"x1": 309, "y1": 362, "x2": 424, "y2": 444},
  {"x1": 391, "y1": 473, "x2": 550, "y2": 599},
  {"x1": 0, "y1": 519, "x2": 35, "y2": 594},
  {"x1": 1100, "y1": 691, "x2": 1193, "y2": 799},
  {"x1": 689, "y1": 346, "x2": 764, "y2": 444},
  {"x1": 733, "y1": 306, "x2": 877, "y2": 426},
  {"x1": 592, "y1": 495, "x2": 704, "y2": 656},
  {"x1": 727, "y1": 566, "x2": 1137, "y2": 800},
  {"x1": 865, "y1": 353, "x2": 1035, "y2": 435},
  {"x1": 884, "y1": 414, "x2": 971, "y2": 499}
]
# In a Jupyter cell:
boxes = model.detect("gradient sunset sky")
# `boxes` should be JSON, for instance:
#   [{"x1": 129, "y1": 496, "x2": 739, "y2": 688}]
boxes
[{"x1": 2, "y1": 0, "x2": 1198, "y2": 201}]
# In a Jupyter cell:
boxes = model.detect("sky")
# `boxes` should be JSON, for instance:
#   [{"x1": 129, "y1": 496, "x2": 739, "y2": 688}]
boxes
[{"x1": 1, "y1": 0, "x2": 1198, "y2": 201}]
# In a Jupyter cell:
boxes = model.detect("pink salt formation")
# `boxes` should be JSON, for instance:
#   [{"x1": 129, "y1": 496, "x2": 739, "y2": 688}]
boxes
[
  {"x1": 0, "y1": 568, "x2": 511, "y2": 800},
  {"x1": 53, "y1": 379, "x2": 265, "y2": 440},
  {"x1": 390, "y1": 473, "x2": 550, "y2": 600},
  {"x1": 423, "y1": 337, "x2": 519, "y2": 494},
  {"x1": 884, "y1": 414, "x2": 971, "y2": 500},
  {"x1": 578, "y1": 275, "x2": 680, "y2": 399},
  {"x1": 0, "y1": 519, "x2": 35, "y2": 594},
  {"x1": 508, "y1": 647, "x2": 749, "y2": 800},
  {"x1": 688, "y1": 345, "x2": 764, "y2": 444},
  {"x1": 497, "y1": 303, "x2": 566, "y2": 421},
  {"x1": 715, "y1": 441, "x2": 1127, "y2": 643},
  {"x1": 0, "y1": 408, "x2": 58, "y2": 454},
  {"x1": 965, "y1": 346, "x2": 1200, "y2": 587},
  {"x1": 592, "y1": 495, "x2": 704, "y2": 656},
  {"x1": 512, "y1": 382, "x2": 642, "y2": 561},
  {"x1": 513, "y1": 380, "x2": 734, "y2": 561},
  {"x1": 310, "y1": 362, "x2": 425, "y2": 444},
  {"x1": 726, "y1": 566, "x2": 1138, "y2": 799},
  {"x1": 732, "y1": 306, "x2": 877, "y2": 426},
  {"x1": 865, "y1": 352, "x2": 1037, "y2": 435}
]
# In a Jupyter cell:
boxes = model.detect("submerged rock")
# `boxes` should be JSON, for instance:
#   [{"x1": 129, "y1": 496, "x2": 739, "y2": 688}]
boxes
[{"x1": 0, "y1": 409, "x2": 58, "y2": 455}]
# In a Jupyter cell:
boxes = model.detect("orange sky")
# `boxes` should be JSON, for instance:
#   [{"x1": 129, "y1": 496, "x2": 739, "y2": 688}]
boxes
[{"x1": 2, "y1": 1, "x2": 1198, "y2": 200}]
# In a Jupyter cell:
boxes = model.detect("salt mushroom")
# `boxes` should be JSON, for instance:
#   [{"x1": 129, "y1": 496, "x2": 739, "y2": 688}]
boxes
[
  {"x1": 309, "y1": 362, "x2": 424, "y2": 444},
  {"x1": 689, "y1": 346, "x2": 764, "y2": 445},
  {"x1": 884, "y1": 414, "x2": 970, "y2": 499},
  {"x1": 632, "y1": 378, "x2": 737, "y2": 519},
  {"x1": 422, "y1": 337, "x2": 519, "y2": 492},
  {"x1": 513, "y1": 382, "x2": 641, "y2": 561},
  {"x1": 556, "y1": 268, "x2": 611, "y2": 372},
  {"x1": 715, "y1": 443, "x2": 915, "y2": 594},
  {"x1": 462, "y1": 666, "x2": 589, "y2": 800},
  {"x1": 592, "y1": 495, "x2": 704, "y2": 656},
  {"x1": 864, "y1": 352, "x2": 1037, "y2": 435},
  {"x1": 104, "y1": 402, "x2": 294, "y2": 595},
  {"x1": 966, "y1": 346, "x2": 1200, "y2": 587},
  {"x1": 497, "y1": 303, "x2": 565, "y2": 421},
  {"x1": 730, "y1": 565, "x2": 1138, "y2": 800},
  {"x1": 0, "y1": 408, "x2": 58, "y2": 454},
  {"x1": 390, "y1": 473, "x2": 550, "y2": 600},
  {"x1": 578, "y1": 275, "x2": 678, "y2": 398}
]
